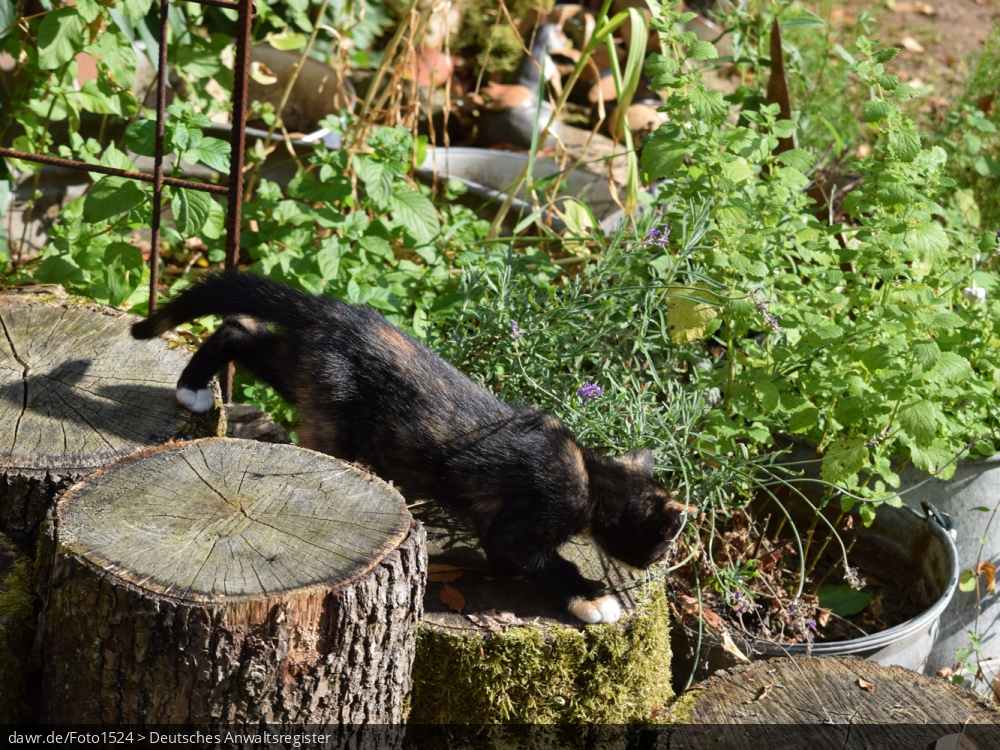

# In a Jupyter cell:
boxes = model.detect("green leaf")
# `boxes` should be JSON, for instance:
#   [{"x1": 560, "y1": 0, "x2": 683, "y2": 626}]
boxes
[
  {"x1": 38, "y1": 7, "x2": 86, "y2": 70},
  {"x1": 83, "y1": 177, "x2": 146, "y2": 223},
  {"x1": 0, "y1": 0, "x2": 15, "y2": 42},
  {"x1": 641, "y1": 137, "x2": 687, "y2": 181},
  {"x1": 776, "y1": 149, "x2": 814, "y2": 171},
  {"x1": 124, "y1": 119, "x2": 157, "y2": 157},
  {"x1": 77, "y1": 79, "x2": 123, "y2": 116},
  {"x1": 931, "y1": 352, "x2": 972, "y2": 383},
  {"x1": 909, "y1": 439, "x2": 957, "y2": 479},
  {"x1": 389, "y1": 188, "x2": 440, "y2": 244},
  {"x1": 788, "y1": 405, "x2": 819, "y2": 433},
  {"x1": 863, "y1": 100, "x2": 894, "y2": 124},
  {"x1": 688, "y1": 88, "x2": 729, "y2": 123},
  {"x1": 171, "y1": 188, "x2": 214, "y2": 238},
  {"x1": 666, "y1": 289, "x2": 719, "y2": 344},
  {"x1": 688, "y1": 40, "x2": 718, "y2": 60},
  {"x1": 932, "y1": 312, "x2": 965, "y2": 330},
  {"x1": 721, "y1": 158, "x2": 753, "y2": 183},
  {"x1": 887, "y1": 124, "x2": 921, "y2": 162},
  {"x1": 287, "y1": 174, "x2": 352, "y2": 203},
  {"x1": 959, "y1": 569, "x2": 977, "y2": 593},
  {"x1": 780, "y1": 13, "x2": 826, "y2": 30},
  {"x1": 874, "y1": 47, "x2": 900, "y2": 64},
  {"x1": 267, "y1": 31, "x2": 307, "y2": 51},
  {"x1": 97, "y1": 31, "x2": 137, "y2": 89},
  {"x1": 316, "y1": 237, "x2": 345, "y2": 280},
  {"x1": 859, "y1": 345, "x2": 893, "y2": 373},
  {"x1": 185, "y1": 137, "x2": 231, "y2": 172},
  {"x1": 821, "y1": 438, "x2": 868, "y2": 483},
  {"x1": 911, "y1": 340, "x2": 940, "y2": 371},
  {"x1": 898, "y1": 401, "x2": 937, "y2": 446},
  {"x1": 202, "y1": 198, "x2": 225, "y2": 240},
  {"x1": 103, "y1": 241, "x2": 144, "y2": 306},
  {"x1": 772, "y1": 120, "x2": 796, "y2": 139},
  {"x1": 119, "y1": 0, "x2": 154, "y2": 21},
  {"x1": 908, "y1": 222, "x2": 948, "y2": 261},
  {"x1": 755, "y1": 379, "x2": 779, "y2": 413},
  {"x1": 818, "y1": 585, "x2": 874, "y2": 616}
]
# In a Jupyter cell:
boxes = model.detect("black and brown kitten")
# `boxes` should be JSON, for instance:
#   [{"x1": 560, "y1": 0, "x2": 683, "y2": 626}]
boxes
[{"x1": 132, "y1": 272, "x2": 688, "y2": 623}]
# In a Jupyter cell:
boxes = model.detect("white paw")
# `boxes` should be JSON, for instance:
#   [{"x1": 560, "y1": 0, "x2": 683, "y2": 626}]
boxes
[
  {"x1": 177, "y1": 387, "x2": 214, "y2": 413},
  {"x1": 568, "y1": 595, "x2": 621, "y2": 624}
]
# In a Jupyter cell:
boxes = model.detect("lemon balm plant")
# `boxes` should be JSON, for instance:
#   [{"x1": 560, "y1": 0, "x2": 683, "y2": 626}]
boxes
[{"x1": 642, "y1": 0, "x2": 1000, "y2": 524}]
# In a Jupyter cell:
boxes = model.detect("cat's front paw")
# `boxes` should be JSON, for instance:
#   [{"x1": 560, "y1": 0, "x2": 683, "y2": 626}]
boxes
[
  {"x1": 568, "y1": 595, "x2": 622, "y2": 624},
  {"x1": 177, "y1": 387, "x2": 215, "y2": 413}
]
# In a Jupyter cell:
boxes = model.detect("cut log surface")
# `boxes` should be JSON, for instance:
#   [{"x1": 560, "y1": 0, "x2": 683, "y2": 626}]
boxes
[
  {"x1": 37, "y1": 438, "x2": 424, "y2": 727},
  {"x1": 661, "y1": 656, "x2": 1000, "y2": 749},
  {"x1": 0, "y1": 291, "x2": 223, "y2": 549}
]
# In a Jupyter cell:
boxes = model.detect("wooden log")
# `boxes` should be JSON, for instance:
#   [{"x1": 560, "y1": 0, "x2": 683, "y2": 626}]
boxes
[
  {"x1": 0, "y1": 290, "x2": 224, "y2": 550},
  {"x1": 35, "y1": 438, "x2": 425, "y2": 727},
  {"x1": 409, "y1": 505, "x2": 673, "y2": 723},
  {"x1": 0, "y1": 531, "x2": 34, "y2": 723},
  {"x1": 659, "y1": 656, "x2": 1000, "y2": 749}
]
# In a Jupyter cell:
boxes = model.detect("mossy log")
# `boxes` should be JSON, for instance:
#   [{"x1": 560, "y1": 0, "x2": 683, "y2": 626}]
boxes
[
  {"x1": 35, "y1": 438, "x2": 426, "y2": 728},
  {"x1": 659, "y1": 656, "x2": 1000, "y2": 748},
  {"x1": 0, "y1": 290, "x2": 224, "y2": 551},
  {"x1": 0, "y1": 531, "x2": 34, "y2": 723},
  {"x1": 408, "y1": 506, "x2": 673, "y2": 723}
]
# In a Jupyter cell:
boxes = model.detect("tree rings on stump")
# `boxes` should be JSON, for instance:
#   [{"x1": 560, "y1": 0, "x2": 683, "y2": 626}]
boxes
[
  {"x1": 659, "y1": 656, "x2": 1000, "y2": 748},
  {"x1": 409, "y1": 506, "x2": 673, "y2": 723},
  {"x1": 0, "y1": 292, "x2": 224, "y2": 549},
  {"x1": 36, "y1": 438, "x2": 425, "y2": 727}
]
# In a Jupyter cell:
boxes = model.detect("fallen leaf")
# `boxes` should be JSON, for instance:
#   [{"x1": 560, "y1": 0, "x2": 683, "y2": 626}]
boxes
[
  {"x1": 745, "y1": 683, "x2": 773, "y2": 703},
  {"x1": 722, "y1": 632, "x2": 751, "y2": 662},
  {"x1": 817, "y1": 608, "x2": 832, "y2": 627},
  {"x1": 857, "y1": 677, "x2": 875, "y2": 692},
  {"x1": 678, "y1": 595, "x2": 725, "y2": 631},
  {"x1": 427, "y1": 570, "x2": 465, "y2": 582},
  {"x1": 937, "y1": 667, "x2": 954, "y2": 679},
  {"x1": 900, "y1": 36, "x2": 926, "y2": 53},
  {"x1": 249, "y1": 61, "x2": 278, "y2": 85},
  {"x1": 978, "y1": 561, "x2": 996, "y2": 596},
  {"x1": 439, "y1": 584, "x2": 466, "y2": 612}
]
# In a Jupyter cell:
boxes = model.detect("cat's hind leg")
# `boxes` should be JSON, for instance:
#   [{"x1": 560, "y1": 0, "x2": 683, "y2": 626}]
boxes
[{"x1": 177, "y1": 316, "x2": 292, "y2": 412}]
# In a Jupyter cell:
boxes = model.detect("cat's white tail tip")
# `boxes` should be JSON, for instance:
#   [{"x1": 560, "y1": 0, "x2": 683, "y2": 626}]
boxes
[
  {"x1": 177, "y1": 387, "x2": 214, "y2": 413},
  {"x1": 568, "y1": 595, "x2": 622, "y2": 624}
]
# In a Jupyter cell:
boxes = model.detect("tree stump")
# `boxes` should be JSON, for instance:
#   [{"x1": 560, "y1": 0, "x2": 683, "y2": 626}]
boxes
[
  {"x1": 659, "y1": 656, "x2": 1000, "y2": 748},
  {"x1": 35, "y1": 438, "x2": 425, "y2": 728},
  {"x1": 408, "y1": 505, "x2": 673, "y2": 723},
  {"x1": 0, "y1": 290, "x2": 224, "y2": 550}
]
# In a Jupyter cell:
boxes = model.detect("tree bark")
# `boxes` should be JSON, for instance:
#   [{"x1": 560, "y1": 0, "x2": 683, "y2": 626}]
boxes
[
  {"x1": 0, "y1": 290, "x2": 223, "y2": 551},
  {"x1": 659, "y1": 656, "x2": 1000, "y2": 749},
  {"x1": 409, "y1": 505, "x2": 674, "y2": 723},
  {"x1": 35, "y1": 437, "x2": 425, "y2": 728}
]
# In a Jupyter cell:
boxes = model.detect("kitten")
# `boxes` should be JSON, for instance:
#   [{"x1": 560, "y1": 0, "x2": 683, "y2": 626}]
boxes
[{"x1": 132, "y1": 272, "x2": 688, "y2": 624}]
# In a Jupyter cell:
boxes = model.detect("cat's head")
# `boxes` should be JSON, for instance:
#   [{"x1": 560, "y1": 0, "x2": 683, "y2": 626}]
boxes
[{"x1": 591, "y1": 449, "x2": 691, "y2": 569}]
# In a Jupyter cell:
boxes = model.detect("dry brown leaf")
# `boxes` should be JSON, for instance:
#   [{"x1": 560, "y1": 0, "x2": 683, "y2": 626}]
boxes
[
  {"x1": 937, "y1": 666, "x2": 954, "y2": 679},
  {"x1": 427, "y1": 570, "x2": 465, "y2": 582},
  {"x1": 745, "y1": 683, "x2": 773, "y2": 703},
  {"x1": 978, "y1": 561, "x2": 996, "y2": 596},
  {"x1": 678, "y1": 595, "x2": 725, "y2": 631},
  {"x1": 439, "y1": 584, "x2": 466, "y2": 612},
  {"x1": 857, "y1": 677, "x2": 875, "y2": 692},
  {"x1": 817, "y1": 608, "x2": 832, "y2": 628},
  {"x1": 722, "y1": 632, "x2": 751, "y2": 662},
  {"x1": 900, "y1": 36, "x2": 926, "y2": 53}
]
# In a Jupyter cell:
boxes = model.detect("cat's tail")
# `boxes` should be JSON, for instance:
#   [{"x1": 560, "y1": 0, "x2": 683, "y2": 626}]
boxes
[{"x1": 131, "y1": 271, "x2": 317, "y2": 339}]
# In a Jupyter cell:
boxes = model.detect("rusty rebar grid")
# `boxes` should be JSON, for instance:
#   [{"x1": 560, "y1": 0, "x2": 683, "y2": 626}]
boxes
[{"x1": 1, "y1": 0, "x2": 255, "y2": 402}]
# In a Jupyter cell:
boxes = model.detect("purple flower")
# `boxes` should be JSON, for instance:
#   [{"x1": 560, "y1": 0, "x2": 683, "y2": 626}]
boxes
[
  {"x1": 995, "y1": 229, "x2": 1000, "y2": 242},
  {"x1": 808, "y1": 620, "x2": 817, "y2": 630},
  {"x1": 642, "y1": 225, "x2": 671, "y2": 248},
  {"x1": 509, "y1": 321, "x2": 523, "y2": 340},
  {"x1": 577, "y1": 381, "x2": 604, "y2": 404}
]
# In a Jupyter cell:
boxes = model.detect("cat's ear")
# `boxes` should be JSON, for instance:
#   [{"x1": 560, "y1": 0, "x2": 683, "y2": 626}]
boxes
[{"x1": 619, "y1": 448, "x2": 654, "y2": 476}]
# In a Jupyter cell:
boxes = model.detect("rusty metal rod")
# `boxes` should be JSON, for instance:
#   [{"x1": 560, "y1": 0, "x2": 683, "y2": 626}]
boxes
[
  {"x1": 219, "y1": 0, "x2": 254, "y2": 403},
  {"x1": 0, "y1": 148, "x2": 230, "y2": 195},
  {"x1": 148, "y1": 0, "x2": 171, "y2": 315}
]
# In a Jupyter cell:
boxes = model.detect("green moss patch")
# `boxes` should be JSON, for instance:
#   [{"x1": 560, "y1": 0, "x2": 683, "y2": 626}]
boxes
[
  {"x1": 409, "y1": 583, "x2": 673, "y2": 723},
  {"x1": 0, "y1": 535, "x2": 36, "y2": 723}
]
